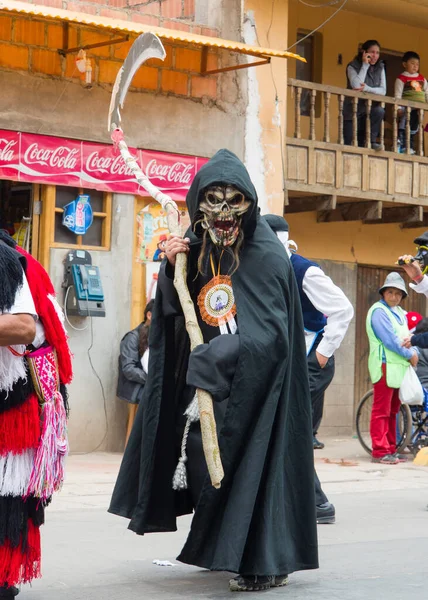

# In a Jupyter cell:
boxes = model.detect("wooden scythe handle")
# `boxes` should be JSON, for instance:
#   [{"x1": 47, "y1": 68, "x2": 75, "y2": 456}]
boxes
[{"x1": 113, "y1": 130, "x2": 224, "y2": 488}]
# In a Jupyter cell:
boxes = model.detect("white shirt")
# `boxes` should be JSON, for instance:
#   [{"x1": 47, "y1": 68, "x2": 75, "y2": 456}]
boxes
[
  {"x1": 302, "y1": 266, "x2": 354, "y2": 357},
  {"x1": 410, "y1": 275, "x2": 428, "y2": 297},
  {"x1": 1, "y1": 273, "x2": 45, "y2": 347},
  {"x1": 276, "y1": 232, "x2": 354, "y2": 357},
  {"x1": 5, "y1": 273, "x2": 36, "y2": 317}
]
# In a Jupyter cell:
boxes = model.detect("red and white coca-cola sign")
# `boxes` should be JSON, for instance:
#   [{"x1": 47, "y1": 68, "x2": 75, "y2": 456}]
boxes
[
  {"x1": 0, "y1": 130, "x2": 208, "y2": 201},
  {"x1": 0, "y1": 132, "x2": 20, "y2": 179}
]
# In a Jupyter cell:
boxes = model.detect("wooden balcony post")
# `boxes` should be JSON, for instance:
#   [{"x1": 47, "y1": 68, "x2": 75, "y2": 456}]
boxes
[
  {"x1": 380, "y1": 102, "x2": 385, "y2": 149},
  {"x1": 419, "y1": 108, "x2": 424, "y2": 156},
  {"x1": 352, "y1": 96, "x2": 358, "y2": 147},
  {"x1": 393, "y1": 104, "x2": 398, "y2": 153},
  {"x1": 366, "y1": 99, "x2": 372, "y2": 149},
  {"x1": 338, "y1": 94, "x2": 344, "y2": 145},
  {"x1": 295, "y1": 86, "x2": 302, "y2": 139},
  {"x1": 310, "y1": 89, "x2": 317, "y2": 141},
  {"x1": 323, "y1": 92, "x2": 331, "y2": 143},
  {"x1": 406, "y1": 106, "x2": 411, "y2": 155}
]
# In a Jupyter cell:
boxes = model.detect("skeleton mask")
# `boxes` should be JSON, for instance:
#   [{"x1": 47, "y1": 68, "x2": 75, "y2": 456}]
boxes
[{"x1": 198, "y1": 185, "x2": 251, "y2": 247}]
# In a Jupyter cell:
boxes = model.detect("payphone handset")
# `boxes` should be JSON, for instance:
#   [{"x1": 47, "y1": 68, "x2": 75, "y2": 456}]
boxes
[{"x1": 71, "y1": 264, "x2": 104, "y2": 302}]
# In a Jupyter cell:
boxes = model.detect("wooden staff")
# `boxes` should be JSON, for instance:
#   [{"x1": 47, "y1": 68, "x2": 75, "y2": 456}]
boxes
[{"x1": 110, "y1": 129, "x2": 224, "y2": 489}]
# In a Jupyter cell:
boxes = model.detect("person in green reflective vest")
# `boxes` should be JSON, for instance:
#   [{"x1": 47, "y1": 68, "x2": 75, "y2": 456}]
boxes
[{"x1": 366, "y1": 272, "x2": 418, "y2": 464}]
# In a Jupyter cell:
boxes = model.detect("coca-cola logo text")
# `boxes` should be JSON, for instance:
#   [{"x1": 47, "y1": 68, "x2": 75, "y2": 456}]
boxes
[
  {"x1": 24, "y1": 143, "x2": 78, "y2": 169},
  {"x1": 0, "y1": 139, "x2": 17, "y2": 162},
  {"x1": 146, "y1": 159, "x2": 194, "y2": 184},
  {"x1": 85, "y1": 151, "x2": 135, "y2": 176}
]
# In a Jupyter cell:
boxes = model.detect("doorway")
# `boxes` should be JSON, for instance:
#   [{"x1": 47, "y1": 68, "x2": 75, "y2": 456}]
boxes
[
  {"x1": 0, "y1": 180, "x2": 39, "y2": 255},
  {"x1": 354, "y1": 264, "x2": 427, "y2": 418}
]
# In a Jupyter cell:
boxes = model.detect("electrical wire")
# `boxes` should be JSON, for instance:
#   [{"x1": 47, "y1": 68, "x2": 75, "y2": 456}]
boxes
[
  {"x1": 287, "y1": 0, "x2": 349, "y2": 50},
  {"x1": 64, "y1": 286, "x2": 109, "y2": 455},
  {"x1": 84, "y1": 298, "x2": 109, "y2": 453},
  {"x1": 298, "y1": 0, "x2": 343, "y2": 8}
]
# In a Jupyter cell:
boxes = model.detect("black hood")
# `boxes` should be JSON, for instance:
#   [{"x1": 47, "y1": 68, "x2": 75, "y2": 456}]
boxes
[
  {"x1": 414, "y1": 231, "x2": 428, "y2": 247},
  {"x1": 186, "y1": 149, "x2": 259, "y2": 239}
]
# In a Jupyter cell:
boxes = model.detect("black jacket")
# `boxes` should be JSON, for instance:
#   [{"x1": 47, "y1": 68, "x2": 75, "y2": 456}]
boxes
[
  {"x1": 109, "y1": 149, "x2": 318, "y2": 577},
  {"x1": 116, "y1": 325, "x2": 148, "y2": 404}
]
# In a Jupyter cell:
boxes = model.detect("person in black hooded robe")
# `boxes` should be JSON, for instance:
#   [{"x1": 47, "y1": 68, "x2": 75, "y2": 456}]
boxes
[{"x1": 109, "y1": 149, "x2": 318, "y2": 592}]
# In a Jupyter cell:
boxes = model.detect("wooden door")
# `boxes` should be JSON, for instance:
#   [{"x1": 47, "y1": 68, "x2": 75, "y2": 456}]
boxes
[{"x1": 354, "y1": 264, "x2": 427, "y2": 414}]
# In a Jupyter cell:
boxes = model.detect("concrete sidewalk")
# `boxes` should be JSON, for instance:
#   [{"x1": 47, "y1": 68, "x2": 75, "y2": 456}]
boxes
[{"x1": 25, "y1": 437, "x2": 428, "y2": 599}]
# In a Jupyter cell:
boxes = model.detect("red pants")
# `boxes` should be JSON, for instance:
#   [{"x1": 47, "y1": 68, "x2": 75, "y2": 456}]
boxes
[{"x1": 370, "y1": 364, "x2": 401, "y2": 458}]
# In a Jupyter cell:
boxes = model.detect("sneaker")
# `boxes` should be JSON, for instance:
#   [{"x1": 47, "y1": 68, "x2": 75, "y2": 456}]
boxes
[
  {"x1": 316, "y1": 502, "x2": 336, "y2": 524},
  {"x1": 372, "y1": 142, "x2": 384, "y2": 151},
  {"x1": 371, "y1": 454, "x2": 399, "y2": 465},
  {"x1": 229, "y1": 575, "x2": 274, "y2": 592},
  {"x1": 393, "y1": 453, "x2": 408, "y2": 463},
  {"x1": 271, "y1": 575, "x2": 289, "y2": 588},
  {"x1": 313, "y1": 436, "x2": 325, "y2": 450}
]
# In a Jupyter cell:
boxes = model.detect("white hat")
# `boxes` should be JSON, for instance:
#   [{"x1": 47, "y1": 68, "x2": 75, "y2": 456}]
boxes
[{"x1": 379, "y1": 272, "x2": 408, "y2": 298}]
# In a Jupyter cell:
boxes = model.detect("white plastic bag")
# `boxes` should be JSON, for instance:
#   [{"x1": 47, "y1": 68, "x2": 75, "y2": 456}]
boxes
[{"x1": 399, "y1": 366, "x2": 424, "y2": 405}]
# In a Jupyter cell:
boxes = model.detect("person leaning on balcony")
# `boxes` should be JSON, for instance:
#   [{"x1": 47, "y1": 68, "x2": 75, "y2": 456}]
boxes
[
  {"x1": 366, "y1": 273, "x2": 418, "y2": 465},
  {"x1": 343, "y1": 40, "x2": 386, "y2": 151},
  {"x1": 394, "y1": 51, "x2": 428, "y2": 155}
]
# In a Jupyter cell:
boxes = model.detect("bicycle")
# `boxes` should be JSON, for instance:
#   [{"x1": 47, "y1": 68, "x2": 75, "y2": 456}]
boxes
[{"x1": 355, "y1": 389, "x2": 413, "y2": 455}]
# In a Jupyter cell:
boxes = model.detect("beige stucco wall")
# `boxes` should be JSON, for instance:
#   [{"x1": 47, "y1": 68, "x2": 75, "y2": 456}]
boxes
[{"x1": 243, "y1": 0, "x2": 289, "y2": 216}]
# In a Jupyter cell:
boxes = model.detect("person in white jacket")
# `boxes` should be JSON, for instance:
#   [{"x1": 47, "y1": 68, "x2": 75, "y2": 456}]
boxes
[{"x1": 265, "y1": 215, "x2": 354, "y2": 525}]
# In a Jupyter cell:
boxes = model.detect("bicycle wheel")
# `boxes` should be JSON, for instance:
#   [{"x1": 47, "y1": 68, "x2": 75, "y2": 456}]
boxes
[{"x1": 355, "y1": 390, "x2": 412, "y2": 455}]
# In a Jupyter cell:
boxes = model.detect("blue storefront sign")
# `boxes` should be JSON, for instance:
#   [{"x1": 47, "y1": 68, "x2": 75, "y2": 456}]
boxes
[{"x1": 62, "y1": 194, "x2": 93, "y2": 235}]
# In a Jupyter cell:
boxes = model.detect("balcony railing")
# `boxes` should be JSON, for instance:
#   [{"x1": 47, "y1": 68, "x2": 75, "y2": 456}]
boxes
[
  {"x1": 285, "y1": 79, "x2": 428, "y2": 222},
  {"x1": 288, "y1": 78, "x2": 428, "y2": 156}
]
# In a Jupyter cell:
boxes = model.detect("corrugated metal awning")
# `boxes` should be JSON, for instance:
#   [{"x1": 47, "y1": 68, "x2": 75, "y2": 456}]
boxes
[{"x1": 0, "y1": 0, "x2": 304, "y2": 68}]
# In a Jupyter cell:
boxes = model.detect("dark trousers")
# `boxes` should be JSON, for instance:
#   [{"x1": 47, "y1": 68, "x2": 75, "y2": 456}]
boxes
[
  {"x1": 308, "y1": 340, "x2": 335, "y2": 507},
  {"x1": 343, "y1": 104, "x2": 385, "y2": 146},
  {"x1": 308, "y1": 343, "x2": 335, "y2": 435},
  {"x1": 315, "y1": 470, "x2": 328, "y2": 505}
]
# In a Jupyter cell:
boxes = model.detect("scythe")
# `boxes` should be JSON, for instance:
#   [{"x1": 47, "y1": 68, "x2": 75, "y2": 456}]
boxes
[{"x1": 108, "y1": 32, "x2": 224, "y2": 489}]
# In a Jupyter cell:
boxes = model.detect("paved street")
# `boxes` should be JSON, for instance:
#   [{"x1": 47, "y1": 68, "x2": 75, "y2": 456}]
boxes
[{"x1": 25, "y1": 438, "x2": 428, "y2": 599}]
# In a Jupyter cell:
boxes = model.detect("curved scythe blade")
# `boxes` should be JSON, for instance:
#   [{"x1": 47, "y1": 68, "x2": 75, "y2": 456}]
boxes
[{"x1": 108, "y1": 32, "x2": 166, "y2": 131}]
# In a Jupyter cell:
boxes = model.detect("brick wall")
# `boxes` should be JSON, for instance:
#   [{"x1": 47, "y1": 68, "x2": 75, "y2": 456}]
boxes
[
  {"x1": 6, "y1": 0, "x2": 223, "y2": 32},
  {"x1": 0, "y1": 11, "x2": 220, "y2": 100}
]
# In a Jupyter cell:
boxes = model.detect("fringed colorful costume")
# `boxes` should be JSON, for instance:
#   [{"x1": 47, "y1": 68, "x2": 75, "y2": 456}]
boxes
[{"x1": 0, "y1": 232, "x2": 72, "y2": 593}]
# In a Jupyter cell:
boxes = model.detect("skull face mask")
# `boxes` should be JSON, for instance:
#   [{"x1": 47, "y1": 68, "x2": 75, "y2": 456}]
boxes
[{"x1": 198, "y1": 185, "x2": 251, "y2": 247}]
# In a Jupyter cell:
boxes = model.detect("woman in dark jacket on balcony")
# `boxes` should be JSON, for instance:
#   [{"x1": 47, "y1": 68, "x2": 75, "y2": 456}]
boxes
[
  {"x1": 343, "y1": 40, "x2": 386, "y2": 150},
  {"x1": 117, "y1": 300, "x2": 153, "y2": 445}
]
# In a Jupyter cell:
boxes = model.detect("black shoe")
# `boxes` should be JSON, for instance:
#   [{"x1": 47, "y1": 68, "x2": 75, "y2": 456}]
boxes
[
  {"x1": 316, "y1": 502, "x2": 335, "y2": 524},
  {"x1": 0, "y1": 587, "x2": 19, "y2": 598},
  {"x1": 313, "y1": 436, "x2": 325, "y2": 450},
  {"x1": 271, "y1": 575, "x2": 289, "y2": 588},
  {"x1": 229, "y1": 575, "x2": 274, "y2": 592}
]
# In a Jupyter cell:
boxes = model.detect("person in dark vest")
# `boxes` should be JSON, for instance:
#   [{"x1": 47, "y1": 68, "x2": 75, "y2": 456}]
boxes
[
  {"x1": 265, "y1": 215, "x2": 354, "y2": 524},
  {"x1": 343, "y1": 40, "x2": 386, "y2": 150}
]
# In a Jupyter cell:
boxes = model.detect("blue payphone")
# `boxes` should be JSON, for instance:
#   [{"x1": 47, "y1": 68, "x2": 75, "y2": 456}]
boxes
[{"x1": 63, "y1": 250, "x2": 105, "y2": 317}]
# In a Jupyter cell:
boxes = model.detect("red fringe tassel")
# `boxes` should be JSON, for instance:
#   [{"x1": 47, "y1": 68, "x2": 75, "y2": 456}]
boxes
[
  {"x1": 0, "y1": 520, "x2": 41, "y2": 587},
  {"x1": 0, "y1": 394, "x2": 41, "y2": 456}
]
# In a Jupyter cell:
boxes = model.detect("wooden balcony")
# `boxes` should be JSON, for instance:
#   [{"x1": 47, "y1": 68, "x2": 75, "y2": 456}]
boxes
[{"x1": 286, "y1": 79, "x2": 428, "y2": 227}]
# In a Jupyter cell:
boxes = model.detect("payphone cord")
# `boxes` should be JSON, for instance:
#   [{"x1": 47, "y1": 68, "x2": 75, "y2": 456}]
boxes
[
  {"x1": 62, "y1": 286, "x2": 109, "y2": 454},
  {"x1": 64, "y1": 286, "x2": 88, "y2": 332}
]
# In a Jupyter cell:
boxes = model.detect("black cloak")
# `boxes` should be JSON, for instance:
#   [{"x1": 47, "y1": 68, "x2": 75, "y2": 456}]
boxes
[{"x1": 109, "y1": 149, "x2": 318, "y2": 577}]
